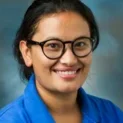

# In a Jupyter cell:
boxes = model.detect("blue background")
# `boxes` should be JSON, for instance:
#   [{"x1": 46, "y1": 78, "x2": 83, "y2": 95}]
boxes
[{"x1": 0, "y1": 0, "x2": 123, "y2": 109}]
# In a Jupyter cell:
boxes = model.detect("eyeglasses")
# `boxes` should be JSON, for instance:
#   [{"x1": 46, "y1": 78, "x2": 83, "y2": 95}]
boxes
[{"x1": 26, "y1": 37, "x2": 94, "y2": 60}]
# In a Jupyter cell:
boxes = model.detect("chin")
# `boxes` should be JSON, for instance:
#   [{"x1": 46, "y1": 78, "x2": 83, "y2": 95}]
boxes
[{"x1": 57, "y1": 85, "x2": 80, "y2": 93}]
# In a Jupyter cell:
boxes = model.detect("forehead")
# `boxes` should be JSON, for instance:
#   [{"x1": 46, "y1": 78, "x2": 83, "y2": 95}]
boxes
[{"x1": 33, "y1": 11, "x2": 90, "y2": 41}]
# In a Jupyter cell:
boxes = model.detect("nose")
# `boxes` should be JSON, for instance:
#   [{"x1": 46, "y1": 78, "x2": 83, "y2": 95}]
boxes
[{"x1": 59, "y1": 46, "x2": 78, "y2": 66}]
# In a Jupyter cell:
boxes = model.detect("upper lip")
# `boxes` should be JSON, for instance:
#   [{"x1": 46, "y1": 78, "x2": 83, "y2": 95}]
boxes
[{"x1": 53, "y1": 67, "x2": 81, "y2": 71}]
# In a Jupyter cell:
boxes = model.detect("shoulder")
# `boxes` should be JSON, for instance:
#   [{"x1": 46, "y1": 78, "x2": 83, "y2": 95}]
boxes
[
  {"x1": 87, "y1": 94, "x2": 123, "y2": 121},
  {"x1": 0, "y1": 95, "x2": 30, "y2": 123}
]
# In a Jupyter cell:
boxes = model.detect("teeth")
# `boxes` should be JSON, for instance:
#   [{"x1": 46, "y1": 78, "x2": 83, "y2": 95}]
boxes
[{"x1": 57, "y1": 71, "x2": 77, "y2": 75}]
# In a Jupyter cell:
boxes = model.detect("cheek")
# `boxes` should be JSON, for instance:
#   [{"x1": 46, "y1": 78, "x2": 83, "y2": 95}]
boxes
[
  {"x1": 80, "y1": 53, "x2": 92, "y2": 65},
  {"x1": 79, "y1": 53, "x2": 92, "y2": 72},
  {"x1": 31, "y1": 47, "x2": 57, "y2": 73}
]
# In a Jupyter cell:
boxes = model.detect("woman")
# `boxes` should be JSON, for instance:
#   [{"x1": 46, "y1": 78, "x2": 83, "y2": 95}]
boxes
[{"x1": 0, "y1": 0, "x2": 123, "y2": 122}]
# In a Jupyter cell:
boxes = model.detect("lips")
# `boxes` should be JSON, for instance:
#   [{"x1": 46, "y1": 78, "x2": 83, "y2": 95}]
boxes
[{"x1": 53, "y1": 68, "x2": 81, "y2": 80}]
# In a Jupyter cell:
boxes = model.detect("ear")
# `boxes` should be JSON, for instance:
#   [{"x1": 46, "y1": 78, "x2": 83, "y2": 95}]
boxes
[{"x1": 19, "y1": 40, "x2": 32, "y2": 67}]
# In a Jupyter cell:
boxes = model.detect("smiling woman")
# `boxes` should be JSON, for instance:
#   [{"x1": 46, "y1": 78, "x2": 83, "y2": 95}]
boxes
[{"x1": 0, "y1": 0, "x2": 123, "y2": 123}]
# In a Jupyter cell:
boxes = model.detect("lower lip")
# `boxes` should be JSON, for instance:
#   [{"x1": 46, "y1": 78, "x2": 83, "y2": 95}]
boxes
[{"x1": 55, "y1": 70, "x2": 80, "y2": 80}]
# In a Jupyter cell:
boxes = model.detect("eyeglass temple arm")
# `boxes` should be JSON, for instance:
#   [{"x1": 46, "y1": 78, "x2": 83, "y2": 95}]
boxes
[{"x1": 27, "y1": 40, "x2": 44, "y2": 46}]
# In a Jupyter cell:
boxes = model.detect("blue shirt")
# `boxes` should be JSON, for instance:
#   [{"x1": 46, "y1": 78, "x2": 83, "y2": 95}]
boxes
[{"x1": 0, "y1": 75, "x2": 123, "y2": 123}]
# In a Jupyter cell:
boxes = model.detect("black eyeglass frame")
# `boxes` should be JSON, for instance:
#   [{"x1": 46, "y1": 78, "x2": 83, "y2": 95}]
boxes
[{"x1": 26, "y1": 36, "x2": 94, "y2": 60}]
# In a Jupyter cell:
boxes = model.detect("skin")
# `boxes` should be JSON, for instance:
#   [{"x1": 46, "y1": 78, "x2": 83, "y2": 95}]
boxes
[{"x1": 20, "y1": 11, "x2": 92, "y2": 123}]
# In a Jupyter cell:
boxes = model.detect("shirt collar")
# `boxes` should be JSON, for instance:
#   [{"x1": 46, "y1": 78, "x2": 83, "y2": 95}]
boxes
[
  {"x1": 24, "y1": 74, "x2": 55, "y2": 123},
  {"x1": 78, "y1": 88, "x2": 100, "y2": 122},
  {"x1": 24, "y1": 74, "x2": 100, "y2": 123}
]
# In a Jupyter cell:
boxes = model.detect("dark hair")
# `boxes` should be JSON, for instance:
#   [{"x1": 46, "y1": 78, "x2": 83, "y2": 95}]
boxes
[{"x1": 13, "y1": 0, "x2": 99, "y2": 81}]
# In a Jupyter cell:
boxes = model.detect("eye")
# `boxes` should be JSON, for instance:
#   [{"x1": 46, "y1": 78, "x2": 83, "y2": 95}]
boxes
[
  {"x1": 47, "y1": 43, "x2": 59, "y2": 48},
  {"x1": 74, "y1": 42, "x2": 85, "y2": 47},
  {"x1": 44, "y1": 40, "x2": 63, "y2": 51}
]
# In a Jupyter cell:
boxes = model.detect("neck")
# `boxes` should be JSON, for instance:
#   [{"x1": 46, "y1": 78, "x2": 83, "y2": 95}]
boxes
[{"x1": 36, "y1": 82, "x2": 79, "y2": 114}]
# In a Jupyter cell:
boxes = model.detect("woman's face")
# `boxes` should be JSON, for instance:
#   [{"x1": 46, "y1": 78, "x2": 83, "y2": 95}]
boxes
[{"x1": 21, "y1": 11, "x2": 92, "y2": 94}]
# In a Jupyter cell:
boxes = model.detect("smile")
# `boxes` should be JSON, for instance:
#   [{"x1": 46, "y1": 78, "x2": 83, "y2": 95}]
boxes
[
  {"x1": 57, "y1": 70, "x2": 77, "y2": 75},
  {"x1": 54, "y1": 69, "x2": 81, "y2": 80}
]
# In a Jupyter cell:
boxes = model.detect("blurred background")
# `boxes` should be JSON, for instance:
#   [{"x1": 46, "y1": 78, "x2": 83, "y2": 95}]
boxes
[{"x1": 0, "y1": 0, "x2": 123, "y2": 109}]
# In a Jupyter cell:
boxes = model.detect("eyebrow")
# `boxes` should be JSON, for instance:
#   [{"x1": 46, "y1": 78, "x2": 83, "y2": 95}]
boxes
[{"x1": 44, "y1": 35, "x2": 91, "y2": 41}]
